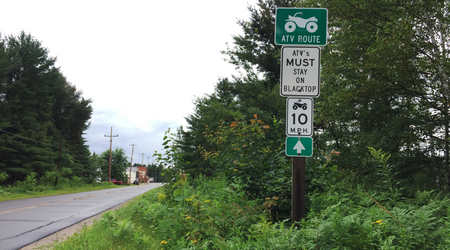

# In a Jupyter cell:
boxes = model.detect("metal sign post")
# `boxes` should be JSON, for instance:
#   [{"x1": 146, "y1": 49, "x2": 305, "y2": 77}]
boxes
[
  {"x1": 275, "y1": 7, "x2": 327, "y2": 224},
  {"x1": 292, "y1": 157, "x2": 306, "y2": 223}
]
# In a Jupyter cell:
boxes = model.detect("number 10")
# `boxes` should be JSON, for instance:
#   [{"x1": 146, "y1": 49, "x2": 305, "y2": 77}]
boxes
[{"x1": 292, "y1": 113, "x2": 307, "y2": 125}]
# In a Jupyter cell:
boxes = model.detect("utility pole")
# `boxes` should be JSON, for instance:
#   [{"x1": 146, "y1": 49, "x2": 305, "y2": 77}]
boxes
[
  {"x1": 152, "y1": 158, "x2": 155, "y2": 182},
  {"x1": 104, "y1": 127, "x2": 118, "y2": 182},
  {"x1": 147, "y1": 156, "x2": 151, "y2": 182},
  {"x1": 129, "y1": 144, "x2": 136, "y2": 184},
  {"x1": 55, "y1": 131, "x2": 63, "y2": 187},
  {"x1": 140, "y1": 153, "x2": 145, "y2": 183},
  {"x1": 146, "y1": 156, "x2": 152, "y2": 182}
]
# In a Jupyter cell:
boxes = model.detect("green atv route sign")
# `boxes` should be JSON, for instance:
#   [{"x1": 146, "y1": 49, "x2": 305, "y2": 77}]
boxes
[{"x1": 275, "y1": 8, "x2": 328, "y2": 46}]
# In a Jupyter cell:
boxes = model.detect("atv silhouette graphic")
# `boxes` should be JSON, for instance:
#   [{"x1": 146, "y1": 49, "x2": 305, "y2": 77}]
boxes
[
  {"x1": 293, "y1": 100, "x2": 307, "y2": 110},
  {"x1": 285, "y1": 12, "x2": 318, "y2": 33}
]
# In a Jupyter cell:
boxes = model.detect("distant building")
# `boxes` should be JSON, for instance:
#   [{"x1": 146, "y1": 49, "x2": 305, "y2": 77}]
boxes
[
  {"x1": 125, "y1": 166, "x2": 149, "y2": 184},
  {"x1": 125, "y1": 167, "x2": 139, "y2": 184},
  {"x1": 137, "y1": 166, "x2": 148, "y2": 183}
]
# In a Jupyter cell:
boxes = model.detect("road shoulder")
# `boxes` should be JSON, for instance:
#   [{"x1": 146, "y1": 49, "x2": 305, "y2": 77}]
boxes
[{"x1": 20, "y1": 196, "x2": 127, "y2": 249}]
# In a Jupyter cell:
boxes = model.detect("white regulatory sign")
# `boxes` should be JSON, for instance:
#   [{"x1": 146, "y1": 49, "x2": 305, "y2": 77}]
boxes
[
  {"x1": 280, "y1": 46, "x2": 320, "y2": 97},
  {"x1": 286, "y1": 97, "x2": 313, "y2": 136}
]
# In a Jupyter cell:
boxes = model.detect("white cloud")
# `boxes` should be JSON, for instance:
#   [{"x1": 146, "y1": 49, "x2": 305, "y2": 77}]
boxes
[{"x1": 1, "y1": 0, "x2": 259, "y2": 161}]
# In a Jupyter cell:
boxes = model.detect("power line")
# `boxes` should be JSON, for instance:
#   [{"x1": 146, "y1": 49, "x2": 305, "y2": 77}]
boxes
[
  {"x1": 0, "y1": 129, "x2": 57, "y2": 148},
  {"x1": 0, "y1": 129, "x2": 88, "y2": 158}
]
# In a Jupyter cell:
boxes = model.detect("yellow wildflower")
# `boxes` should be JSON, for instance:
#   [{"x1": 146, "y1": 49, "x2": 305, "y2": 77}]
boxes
[
  {"x1": 372, "y1": 219, "x2": 384, "y2": 225},
  {"x1": 158, "y1": 193, "x2": 167, "y2": 202},
  {"x1": 160, "y1": 240, "x2": 168, "y2": 245}
]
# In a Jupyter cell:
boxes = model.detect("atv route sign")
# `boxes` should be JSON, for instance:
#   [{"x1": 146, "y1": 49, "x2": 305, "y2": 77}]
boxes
[{"x1": 275, "y1": 8, "x2": 328, "y2": 46}]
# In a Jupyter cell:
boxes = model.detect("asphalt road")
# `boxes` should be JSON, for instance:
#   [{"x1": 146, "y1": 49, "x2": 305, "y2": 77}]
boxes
[{"x1": 0, "y1": 183, "x2": 163, "y2": 250}]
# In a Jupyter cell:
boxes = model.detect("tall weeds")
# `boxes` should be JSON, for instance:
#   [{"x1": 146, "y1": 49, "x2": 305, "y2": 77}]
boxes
[{"x1": 50, "y1": 147, "x2": 450, "y2": 249}]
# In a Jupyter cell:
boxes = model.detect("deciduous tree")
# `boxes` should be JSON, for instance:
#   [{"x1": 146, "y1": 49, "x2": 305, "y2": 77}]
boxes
[
  {"x1": 99, "y1": 148, "x2": 128, "y2": 182},
  {"x1": 299, "y1": 0, "x2": 450, "y2": 189}
]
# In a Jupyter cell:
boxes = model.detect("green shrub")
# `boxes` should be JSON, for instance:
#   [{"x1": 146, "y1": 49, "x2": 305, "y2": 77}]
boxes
[
  {"x1": 0, "y1": 171, "x2": 9, "y2": 183},
  {"x1": 7, "y1": 172, "x2": 38, "y2": 193},
  {"x1": 131, "y1": 175, "x2": 267, "y2": 249},
  {"x1": 50, "y1": 147, "x2": 450, "y2": 250},
  {"x1": 38, "y1": 170, "x2": 70, "y2": 188},
  {"x1": 71, "y1": 176, "x2": 85, "y2": 187},
  {"x1": 39, "y1": 171, "x2": 59, "y2": 186},
  {"x1": 100, "y1": 181, "x2": 115, "y2": 187}
]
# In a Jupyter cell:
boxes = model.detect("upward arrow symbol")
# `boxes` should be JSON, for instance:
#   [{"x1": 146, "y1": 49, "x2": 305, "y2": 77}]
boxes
[{"x1": 294, "y1": 139, "x2": 305, "y2": 155}]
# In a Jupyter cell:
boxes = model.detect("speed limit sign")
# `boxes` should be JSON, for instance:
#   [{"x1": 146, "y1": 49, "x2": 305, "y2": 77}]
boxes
[{"x1": 286, "y1": 97, "x2": 313, "y2": 136}]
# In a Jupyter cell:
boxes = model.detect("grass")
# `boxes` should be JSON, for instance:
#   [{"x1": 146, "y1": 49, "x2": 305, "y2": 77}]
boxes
[
  {"x1": 0, "y1": 183, "x2": 125, "y2": 202},
  {"x1": 48, "y1": 186, "x2": 163, "y2": 250},
  {"x1": 47, "y1": 174, "x2": 450, "y2": 250},
  {"x1": 49, "y1": 176, "x2": 271, "y2": 249}
]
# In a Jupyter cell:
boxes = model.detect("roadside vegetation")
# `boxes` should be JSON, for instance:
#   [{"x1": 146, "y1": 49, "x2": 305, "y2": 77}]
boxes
[
  {"x1": 47, "y1": 187, "x2": 163, "y2": 250},
  {"x1": 3, "y1": 0, "x2": 450, "y2": 249},
  {"x1": 49, "y1": 148, "x2": 450, "y2": 249},
  {"x1": 0, "y1": 169, "x2": 120, "y2": 202}
]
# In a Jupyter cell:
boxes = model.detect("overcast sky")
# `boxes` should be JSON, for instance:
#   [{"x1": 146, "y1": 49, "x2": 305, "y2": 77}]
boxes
[{"x1": 1, "y1": 0, "x2": 259, "y2": 164}]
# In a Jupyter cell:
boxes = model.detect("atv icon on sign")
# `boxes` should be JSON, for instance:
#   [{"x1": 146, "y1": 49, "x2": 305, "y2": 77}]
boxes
[
  {"x1": 293, "y1": 99, "x2": 307, "y2": 110},
  {"x1": 285, "y1": 12, "x2": 318, "y2": 33}
]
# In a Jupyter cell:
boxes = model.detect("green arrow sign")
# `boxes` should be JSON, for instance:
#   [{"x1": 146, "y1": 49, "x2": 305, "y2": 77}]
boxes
[
  {"x1": 285, "y1": 136, "x2": 313, "y2": 157},
  {"x1": 275, "y1": 8, "x2": 328, "y2": 46}
]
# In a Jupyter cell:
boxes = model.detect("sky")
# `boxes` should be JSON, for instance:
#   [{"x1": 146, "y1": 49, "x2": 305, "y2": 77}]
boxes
[{"x1": 1, "y1": 0, "x2": 259, "y2": 165}]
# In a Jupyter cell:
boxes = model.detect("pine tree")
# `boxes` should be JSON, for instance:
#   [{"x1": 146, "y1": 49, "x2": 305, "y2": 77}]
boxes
[{"x1": 0, "y1": 32, "x2": 93, "y2": 182}]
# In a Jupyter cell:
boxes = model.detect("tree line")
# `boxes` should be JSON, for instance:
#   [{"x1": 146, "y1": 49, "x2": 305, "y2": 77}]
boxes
[
  {"x1": 0, "y1": 31, "x2": 95, "y2": 183},
  {"x1": 91, "y1": 148, "x2": 164, "y2": 183},
  {"x1": 158, "y1": 0, "x2": 450, "y2": 215},
  {"x1": 3, "y1": 0, "x2": 450, "y2": 196}
]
